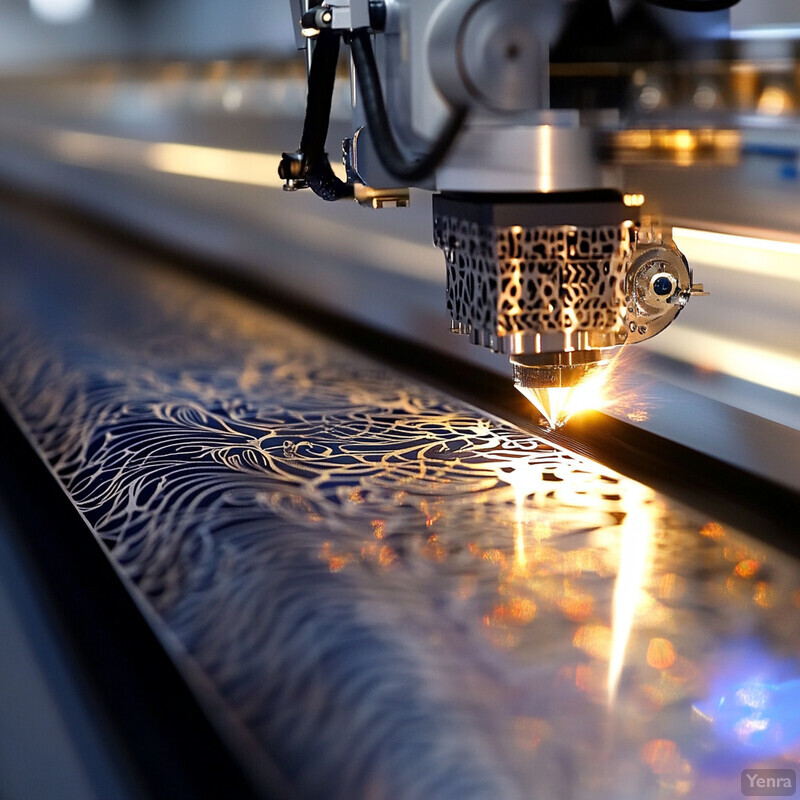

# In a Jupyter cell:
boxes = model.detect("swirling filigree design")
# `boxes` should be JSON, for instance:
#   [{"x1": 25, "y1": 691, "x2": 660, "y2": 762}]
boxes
[{"x1": 1, "y1": 251, "x2": 799, "y2": 800}]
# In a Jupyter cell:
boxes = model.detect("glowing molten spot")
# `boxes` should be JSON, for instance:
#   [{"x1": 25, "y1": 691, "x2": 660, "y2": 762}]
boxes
[
  {"x1": 516, "y1": 386, "x2": 574, "y2": 430},
  {"x1": 516, "y1": 362, "x2": 612, "y2": 429}
]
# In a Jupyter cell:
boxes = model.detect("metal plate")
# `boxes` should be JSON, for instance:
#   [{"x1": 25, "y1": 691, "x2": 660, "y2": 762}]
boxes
[{"x1": 1, "y1": 208, "x2": 799, "y2": 799}]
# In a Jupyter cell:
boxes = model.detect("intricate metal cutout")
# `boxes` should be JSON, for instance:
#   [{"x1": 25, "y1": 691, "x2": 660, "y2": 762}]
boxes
[{"x1": 0, "y1": 249, "x2": 798, "y2": 800}]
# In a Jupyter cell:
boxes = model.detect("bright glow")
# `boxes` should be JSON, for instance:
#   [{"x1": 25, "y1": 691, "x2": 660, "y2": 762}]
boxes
[
  {"x1": 46, "y1": 130, "x2": 286, "y2": 189},
  {"x1": 694, "y1": 643, "x2": 800, "y2": 756},
  {"x1": 562, "y1": 361, "x2": 617, "y2": 418},
  {"x1": 29, "y1": 0, "x2": 92, "y2": 23},
  {"x1": 671, "y1": 130, "x2": 696, "y2": 152},
  {"x1": 758, "y1": 86, "x2": 793, "y2": 116},
  {"x1": 673, "y1": 227, "x2": 800, "y2": 284},
  {"x1": 646, "y1": 637, "x2": 676, "y2": 670},
  {"x1": 608, "y1": 482, "x2": 655, "y2": 703},
  {"x1": 47, "y1": 131, "x2": 285, "y2": 189},
  {"x1": 145, "y1": 142, "x2": 284, "y2": 188},
  {"x1": 506, "y1": 259, "x2": 523, "y2": 318},
  {"x1": 615, "y1": 128, "x2": 739, "y2": 166},
  {"x1": 643, "y1": 326, "x2": 800, "y2": 398},
  {"x1": 506, "y1": 473, "x2": 531, "y2": 571},
  {"x1": 496, "y1": 464, "x2": 552, "y2": 573},
  {"x1": 517, "y1": 386, "x2": 574, "y2": 430},
  {"x1": 623, "y1": 193, "x2": 645, "y2": 208},
  {"x1": 516, "y1": 356, "x2": 618, "y2": 429},
  {"x1": 514, "y1": 522, "x2": 527, "y2": 570},
  {"x1": 731, "y1": 27, "x2": 800, "y2": 41},
  {"x1": 44, "y1": 130, "x2": 353, "y2": 191},
  {"x1": 539, "y1": 125, "x2": 552, "y2": 193},
  {"x1": 41, "y1": 129, "x2": 440, "y2": 284}
]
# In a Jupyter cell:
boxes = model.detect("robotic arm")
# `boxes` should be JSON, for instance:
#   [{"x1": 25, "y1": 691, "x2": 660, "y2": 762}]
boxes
[{"x1": 280, "y1": 0, "x2": 718, "y2": 426}]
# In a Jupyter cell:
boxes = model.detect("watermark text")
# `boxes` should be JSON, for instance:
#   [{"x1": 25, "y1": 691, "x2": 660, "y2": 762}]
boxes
[{"x1": 741, "y1": 769, "x2": 796, "y2": 797}]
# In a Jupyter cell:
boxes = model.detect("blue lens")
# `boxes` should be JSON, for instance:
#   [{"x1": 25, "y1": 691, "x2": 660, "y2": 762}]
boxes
[{"x1": 653, "y1": 276, "x2": 673, "y2": 296}]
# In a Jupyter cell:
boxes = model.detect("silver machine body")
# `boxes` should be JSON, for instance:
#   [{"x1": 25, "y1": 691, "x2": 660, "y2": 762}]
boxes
[{"x1": 285, "y1": 0, "x2": 714, "y2": 417}]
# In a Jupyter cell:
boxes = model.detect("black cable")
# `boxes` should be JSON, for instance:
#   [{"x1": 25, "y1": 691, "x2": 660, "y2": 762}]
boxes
[
  {"x1": 300, "y1": 31, "x2": 339, "y2": 159},
  {"x1": 280, "y1": 30, "x2": 353, "y2": 201},
  {"x1": 643, "y1": 0, "x2": 740, "y2": 11},
  {"x1": 349, "y1": 29, "x2": 468, "y2": 184}
]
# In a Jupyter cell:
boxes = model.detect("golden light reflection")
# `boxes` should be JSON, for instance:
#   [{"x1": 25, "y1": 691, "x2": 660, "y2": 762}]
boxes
[
  {"x1": 538, "y1": 125, "x2": 553, "y2": 193},
  {"x1": 758, "y1": 85, "x2": 793, "y2": 115},
  {"x1": 422, "y1": 534, "x2": 447, "y2": 562},
  {"x1": 558, "y1": 583, "x2": 594, "y2": 622},
  {"x1": 640, "y1": 738, "x2": 681, "y2": 774},
  {"x1": 646, "y1": 637, "x2": 676, "y2": 670},
  {"x1": 45, "y1": 129, "x2": 291, "y2": 189},
  {"x1": 492, "y1": 597, "x2": 537, "y2": 625},
  {"x1": 506, "y1": 259, "x2": 523, "y2": 319},
  {"x1": 514, "y1": 525, "x2": 527, "y2": 571},
  {"x1": 734, "y1": 558, "x2": 760, "y2": 578},
  {"x1": 494, "y1": 462, "x2": 555, "y2": 574},
  {"x1": 573, "y1": 624, "x2": 613, "y2": 660},
  {"x1": 146, "y1": 141, "x2": 287, "y2": 187},
  {"x1": 658, "y1": 573, "x2": 687, "y2": 601},
  {"x1": 614, "y1": 128, "x2": 739, "y2": 166},
  {"x1": 724, "y1": 543, "x2": 753, "y2": 563},
  {"x1": 640, "y1": 738, "x2": 693, "y2": 792},
  {"x1": 642, "y1": 325, "x2": 800, "y2": 398},
  {"x1": 753, "y1": 581, "x2": 776, "y2": 608},
  {"x1": 608, "y1": 482, "x2": 656, "y2": 703},
  {"x1": 700, "y1": 521, "x2": 725, "y2": 540},
  {"x1": 623, "y1": 193, "x2": 646, "y2": 208},
  {"x1": 517, "y1": 354, "x2": 620, "y2": 429},
  {"x1": 321, "y1": 541, "x2": 354, "y2": 573},
  {"x1": 420, "y1": 499, "x2": 443, "y2": 528}
]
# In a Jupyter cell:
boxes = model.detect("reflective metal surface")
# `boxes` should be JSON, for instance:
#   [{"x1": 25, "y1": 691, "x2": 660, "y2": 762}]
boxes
[
  {"x1": 0, "y1": 63, "x2": 796, "y2": 440},
  {"x1": 0, "y1": 210, "x2": 799, "y2": 798}
]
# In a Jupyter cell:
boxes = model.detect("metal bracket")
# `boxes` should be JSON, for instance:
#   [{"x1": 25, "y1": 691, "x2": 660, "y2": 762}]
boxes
[
  {"x1": 353, "y1": 184, "x2": 410, "y2": 209},
  {"x1": 624, "y1": 216, "x2": 705, "y2": 343},
  {"x1": 301, "y1": 0, "x2": 372, "y2": 32}
]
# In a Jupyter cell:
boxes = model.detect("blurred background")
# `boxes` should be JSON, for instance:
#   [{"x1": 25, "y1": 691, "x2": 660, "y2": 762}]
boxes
[
  {"x1": 1, "y1": 3, "x2": 800, "y2": 799},
  {"x1": 0, "y1": 0, "x2": 798, "y2": 438},
  {"x1": 0, "y1": 0, "x2": 797, "y2": 65},
  {"x1": 0, "y1": 0, "x2": 296, "y2": 64}
]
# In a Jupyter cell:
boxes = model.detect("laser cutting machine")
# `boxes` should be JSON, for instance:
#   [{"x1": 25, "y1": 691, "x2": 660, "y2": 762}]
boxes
[
  {"x1": 2, "y1": 3, "x2": 800, "y2": 798},
  {"x1": 279, "y1": 0, "x2": 734, "y2": 425}
]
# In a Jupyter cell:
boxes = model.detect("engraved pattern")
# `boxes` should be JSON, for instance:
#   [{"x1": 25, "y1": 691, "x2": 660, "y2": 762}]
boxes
[
  {"x1": 1, "y1": 243, "x2": 799, "y2": 800},
  {"x1": 434, "y1": 217, "x2": 630, "y2": 341}
]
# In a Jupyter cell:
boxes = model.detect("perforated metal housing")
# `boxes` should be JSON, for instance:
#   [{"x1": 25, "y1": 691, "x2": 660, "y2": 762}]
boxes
[{"x1": 433, "y1": 193, "x2": 632, "y2": 355}]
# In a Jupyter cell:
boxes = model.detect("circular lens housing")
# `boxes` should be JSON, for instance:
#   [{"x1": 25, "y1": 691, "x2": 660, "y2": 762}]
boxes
[
  {"x1": 624, "y1": 243, "x2": 692, "y2": 343},
  {"x1": 652, "y1": 273, "x2": 676, "y2": 297}
]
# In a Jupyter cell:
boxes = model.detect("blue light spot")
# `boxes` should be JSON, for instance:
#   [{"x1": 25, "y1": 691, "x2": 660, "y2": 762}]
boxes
[{"x1": 653, "y1": 276, "x2": 673, "y2": 296}]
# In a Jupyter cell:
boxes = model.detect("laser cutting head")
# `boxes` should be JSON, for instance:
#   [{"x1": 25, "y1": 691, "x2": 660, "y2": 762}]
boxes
[
  {"x1": 284, "y1": 0, "x2": 715, "y2": 429},
  {"x1": 434, "y1": 192, "x2": 704, "y2": 427},
  {"x1": 511, "y1": 350, "x2": 613, "y2": 429}
]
